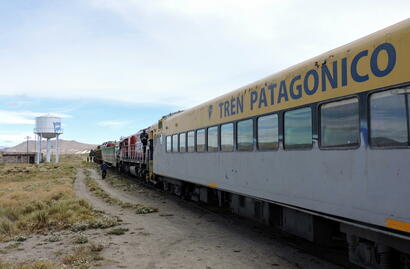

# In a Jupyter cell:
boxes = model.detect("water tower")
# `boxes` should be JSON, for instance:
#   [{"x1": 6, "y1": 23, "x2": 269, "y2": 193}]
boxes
[{"x1": 34, "y1": 116, "x2": 63, "y2": 163}]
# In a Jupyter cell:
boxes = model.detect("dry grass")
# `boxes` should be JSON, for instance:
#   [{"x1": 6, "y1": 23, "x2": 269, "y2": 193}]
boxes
[
  {"x1": 0, "y1": 242, "x2": 105, "y2": 269},
  {"x1": 0, "y1": 155, "x2": 99, "y2": 242},
  {"x1": 84, "y1": 173, "x2": 158, "y2": 214},
  {"x1": 0, "y1": 260, "x2": 54, "y2": 269},
  {"x1": 106, "y1": 227, "x2": 129, "y2": 235},
  {"x1": 61, "y1": 243, "x2": 104, "y2": 268},
  {"x1": 0, "y1": 156, "x2": 114, "y2": 268}
]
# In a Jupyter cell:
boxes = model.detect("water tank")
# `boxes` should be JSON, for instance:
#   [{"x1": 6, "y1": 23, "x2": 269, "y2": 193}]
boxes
[
  {"x1": 34, "y1": 116, "x2": 63, "y2": 138},
  {"x1": 33, "y1": 116, "x2": 64, "y2": 163}
]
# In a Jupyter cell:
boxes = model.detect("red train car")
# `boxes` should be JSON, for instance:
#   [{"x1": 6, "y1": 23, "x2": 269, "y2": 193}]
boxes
[{"x1": 118, "y1": 129, "x2": 150, "y2": 178}]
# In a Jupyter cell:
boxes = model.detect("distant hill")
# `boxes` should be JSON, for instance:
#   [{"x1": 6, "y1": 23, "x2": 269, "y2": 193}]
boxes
[
  {"x1": 5, "y1": 139, "x2": 97, "y2": 155},
  {"x1": 0, "y1": 146, "x2": 9, "y2": 150}
]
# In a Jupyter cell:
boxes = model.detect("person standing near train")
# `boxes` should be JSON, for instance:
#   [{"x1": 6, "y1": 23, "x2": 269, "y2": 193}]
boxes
[
  {"x1": 100, "y1": 162, "x2": 108, "y2": 179},
  {"x1": 140, "y1": 129, "x2": 149, "y2": 163}
]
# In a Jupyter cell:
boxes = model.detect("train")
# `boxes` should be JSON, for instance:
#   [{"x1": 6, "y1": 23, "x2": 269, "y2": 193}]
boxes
[{"x1": 94, "y1": 19, "x2": 410, "y2": 269}]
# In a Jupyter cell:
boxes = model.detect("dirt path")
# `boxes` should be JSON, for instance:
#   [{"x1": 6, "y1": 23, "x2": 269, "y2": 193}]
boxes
[{"x1": 74, "y1": 168, "x2": 342, "y2": 269}]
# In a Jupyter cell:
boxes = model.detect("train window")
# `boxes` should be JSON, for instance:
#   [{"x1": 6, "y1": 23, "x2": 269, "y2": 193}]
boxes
[
  {"x1": 237, "y1": 119, "x2": 253, "y2": 151},
  {"x1": 179, "y1": 133, "x2": 186, "y2": 152},
  {"x1": 284, "y1": 107, "x2": 312, "y2": 150},
  {"x1": 187, "y1": 131, "x2": 195, "y2": 152},
  {"x1": 207, "y1": 126, "x2": 218, "y2": 152},
  {"x1": 320, "y1": 98, "x2": 359, "y2": 148},
  {"x1": 257, "y1": 114, "x2": 278, "y2": 150},
  {"x1": 166, "y1": 136, "x2": 171, "y2": 152},
  {"x1": 221, "y1": 123, "x2": 234, "y2": 151},
  {"x1": 370, "y1": 88, "x2": 409, "y2": 147},
  {"x1": 172, "y1": 134, "x2": 178, "y2": 152},
  {"x1": 196, "y1": 129, "x2": 205, "y2": 152}
]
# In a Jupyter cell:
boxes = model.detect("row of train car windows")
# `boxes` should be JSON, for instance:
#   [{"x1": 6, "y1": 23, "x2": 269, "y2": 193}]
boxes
[{"x1": 165, "y1": 87, "x2": 410, "y2": 152}]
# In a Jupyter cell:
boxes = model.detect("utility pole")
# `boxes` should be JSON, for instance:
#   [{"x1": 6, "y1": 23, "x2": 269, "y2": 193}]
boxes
[{"x1": 25, "y1": 136, "x2": 30, "y2": 163}]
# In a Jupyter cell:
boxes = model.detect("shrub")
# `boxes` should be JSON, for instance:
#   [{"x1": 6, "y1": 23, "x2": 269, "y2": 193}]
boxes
[
  {"x1": 106, "y1": 227, "x2": 128, "y2": 235},
  {"x1": 0, "y1": 220, "x2": 15, "y2": 237},
  {"x1": 47, "y1": 235, "x2": 62, "y2": 242},
  {"x1": 4, "y1": 208, "x2": 20, "y2": 222},
  {"x1": 15, "y1": 235, "x2": 27, "y2": 242},
  {"x1": 33, "y1": 211, "x2": 48, "y2": 230},
  {"x1": 73, "y1": 234, "x2": 88, "y2": 244},
  {"x1": 89, "y1": 242, "x2": 104, "y2": 252}
]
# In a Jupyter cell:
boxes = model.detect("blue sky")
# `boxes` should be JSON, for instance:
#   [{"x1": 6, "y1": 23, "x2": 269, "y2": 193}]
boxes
[
  {"x1": 0, "y1": 95, "x2": 174, "y2": 146},
  {"x1": 1, "y1": 0, "x2": 409, "y2": 147}
]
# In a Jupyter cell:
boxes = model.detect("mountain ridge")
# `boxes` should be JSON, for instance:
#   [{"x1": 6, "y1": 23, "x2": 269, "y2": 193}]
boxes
[{"x1": 4, "y1": 139, "x2": 97, "y2": 155}]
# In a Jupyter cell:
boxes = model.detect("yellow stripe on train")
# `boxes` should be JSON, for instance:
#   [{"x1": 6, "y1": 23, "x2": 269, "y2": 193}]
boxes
[{"x1": 386, "y1": 218, "x2": 410, "y2": 233}]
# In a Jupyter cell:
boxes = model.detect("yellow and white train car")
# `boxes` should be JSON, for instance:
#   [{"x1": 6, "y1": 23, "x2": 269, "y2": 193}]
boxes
[{"x1": 153, "y1": 19, "x2": 410, "y2": 267}]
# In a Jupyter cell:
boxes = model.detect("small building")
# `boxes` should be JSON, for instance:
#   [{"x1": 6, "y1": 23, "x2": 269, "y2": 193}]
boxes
[{"x1": 0, "y1": 152, "x2": 38, "y2": 164}]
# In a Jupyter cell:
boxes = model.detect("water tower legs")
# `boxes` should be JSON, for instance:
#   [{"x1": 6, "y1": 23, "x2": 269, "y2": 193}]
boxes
[
  {"x1": 46, "y1": 138, "x2": 51, "y2": 162},
  {"x1": 56, "y1": 135, "x2": 60, "y2": 163},
  {"x1": 36, "y1": 134, "x2": 42, "y2": 164}
]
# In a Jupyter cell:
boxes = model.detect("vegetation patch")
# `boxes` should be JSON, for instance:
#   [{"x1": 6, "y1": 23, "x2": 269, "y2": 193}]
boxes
[
  {"x1": 84, "y1": 173, "x2": 158, "y2": 214},
  {"x1": 0, "y1": 260, "x2": 53, "y2": 269},
  {"x1": 73, "y1": 234, "x2": 88, "y2": 244},
  {"x1": 0, "y1": 242, "x2": 105, "y2": 269},
  {"x1": 70, "y1": 216, "x2": 119, "y2": 232},
  {"x1": 0, "y1": 156, "x2": 114, "y2": 268},
  {"x1": 14, "y1": 236, "x2": 27, "y2": 242},
  {"x1": 106, "y1": 227, "x2": 129, "y2": 235},
  {"x1": 47, "y1": 234, "x2": 62, "y2": 242},
  {"x1": 62, "y1": 243, "x2": 104, "y2": 268},
  {"x1": 0, "y1": 156, "x2": 115, "y2": 242}
]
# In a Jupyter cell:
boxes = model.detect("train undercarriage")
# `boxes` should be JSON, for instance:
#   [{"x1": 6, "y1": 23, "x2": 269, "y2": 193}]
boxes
[
  {"x1": 157, "y1": 176, "x2": 410, "y2": 269},
  {"x1": 117, "y1": 161, "x2": 148, "y2": 180}
]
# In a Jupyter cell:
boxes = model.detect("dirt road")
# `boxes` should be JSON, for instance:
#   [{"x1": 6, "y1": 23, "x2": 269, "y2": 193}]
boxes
[{"x1": 74, "y1": 168, "x2": 342, "y2": 269}]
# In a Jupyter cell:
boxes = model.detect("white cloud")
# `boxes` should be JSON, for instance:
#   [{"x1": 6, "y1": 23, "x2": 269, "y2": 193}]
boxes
[
  {"x1": 0, "y1": 132, "x2": 33, "y2": 147},
  {"x1": 97, "y1": 120, "x2": 130, "y2": 127},
  {"x1": 0, "y1": 0, "x2": 409, "y2": 109},
  {"x1": 0, "y1": 110, "x2": 71, "y2": 125}
]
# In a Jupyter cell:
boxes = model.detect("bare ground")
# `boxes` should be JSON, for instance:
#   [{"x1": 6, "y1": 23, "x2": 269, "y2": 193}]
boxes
[
  {"x1": 0, "y1": 168, "x2": 343, "y2": 269},
  {"x1": 75, "y1": 168, "x2": 342, "y2": 269}
]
